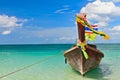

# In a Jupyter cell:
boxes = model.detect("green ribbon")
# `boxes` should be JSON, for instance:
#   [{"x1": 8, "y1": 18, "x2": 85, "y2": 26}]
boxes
[{"x1": 77, "y1": 43, "x2": 89, "y2": 59}]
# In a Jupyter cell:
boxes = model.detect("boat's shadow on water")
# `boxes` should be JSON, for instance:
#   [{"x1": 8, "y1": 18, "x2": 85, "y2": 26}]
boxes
[{"x1": 73, "y1": 63, "x2": 111, "y2": 79}]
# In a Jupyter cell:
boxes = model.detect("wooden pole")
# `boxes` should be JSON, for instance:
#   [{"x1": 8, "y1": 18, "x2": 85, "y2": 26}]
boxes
[{"x1": 77, "y1": 22, "x2": 85, "y2": 42}]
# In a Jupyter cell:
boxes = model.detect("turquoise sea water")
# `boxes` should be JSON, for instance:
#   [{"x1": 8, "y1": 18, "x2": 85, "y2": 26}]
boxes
[{"x1": 0, "y1": 44, "x2": 120, "y2": 80}]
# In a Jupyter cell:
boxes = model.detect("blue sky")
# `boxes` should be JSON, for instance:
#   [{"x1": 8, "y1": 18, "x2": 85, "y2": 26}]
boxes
[{"x1": 0, "y1": 0, "x2": 120, "y2": 44}]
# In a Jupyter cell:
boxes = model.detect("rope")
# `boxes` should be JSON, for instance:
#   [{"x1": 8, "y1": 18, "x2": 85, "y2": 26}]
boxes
[{"x1": 0, "y1": 51, "x2": 63, "y2": 79}]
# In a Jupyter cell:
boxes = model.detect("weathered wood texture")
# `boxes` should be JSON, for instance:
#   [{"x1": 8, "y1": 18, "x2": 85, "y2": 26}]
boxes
[{"x1": 64, "y1": 45, "x2": 104, "y2": 75}]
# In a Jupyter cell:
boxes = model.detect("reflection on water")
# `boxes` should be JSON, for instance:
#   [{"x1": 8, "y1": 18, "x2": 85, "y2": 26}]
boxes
[
  {"x1": 64, "y1": 63, "x2": 111, "y2": 80},
  {"x1": 83, "y1": 63, "x2": 111, "y2": 80}
]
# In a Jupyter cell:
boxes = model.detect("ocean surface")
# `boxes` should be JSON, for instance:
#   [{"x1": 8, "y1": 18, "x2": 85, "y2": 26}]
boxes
[{"x1": 0, "y1": 44, "x2": 120, "y2": 80}]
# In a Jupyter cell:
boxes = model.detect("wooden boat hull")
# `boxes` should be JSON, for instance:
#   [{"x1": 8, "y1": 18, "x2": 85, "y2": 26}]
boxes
[{"x1": 64, "y1": 44, "x2": 104, "y2": 75}]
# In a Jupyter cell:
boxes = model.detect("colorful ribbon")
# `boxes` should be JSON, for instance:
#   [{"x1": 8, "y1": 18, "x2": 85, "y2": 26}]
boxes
[
  {"x1": 76, "y1": 16, "x2": 110, "y2": 40},
  {"x1": 76, "y1": 15, "x2": 110, "y2": 59}
]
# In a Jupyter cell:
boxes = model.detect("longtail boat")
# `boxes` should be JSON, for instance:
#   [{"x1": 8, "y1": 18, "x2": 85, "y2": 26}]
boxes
[{"x1": 64, "y1": 13, "x2": 109, "y2": 75}]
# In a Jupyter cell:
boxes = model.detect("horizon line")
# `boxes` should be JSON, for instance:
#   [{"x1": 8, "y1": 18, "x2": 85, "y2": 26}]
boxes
[{"x1": 0, "y1": 43, "x2": 120, "y2": 45}]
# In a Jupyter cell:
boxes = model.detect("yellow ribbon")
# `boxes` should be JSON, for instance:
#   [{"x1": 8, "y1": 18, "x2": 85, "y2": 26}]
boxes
[
  {"x1": 76, "y1": 15, "x2": 110, "y2": 59},
  {"x1": 77, "y1": 40, "x2": 88, "y2": 59},
  {"x1": 76, "y1": 16, "x2": 110, "y2": 40}
]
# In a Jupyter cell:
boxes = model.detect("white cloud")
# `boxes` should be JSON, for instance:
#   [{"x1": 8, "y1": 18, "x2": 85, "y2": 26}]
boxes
[
  {"x1": 87, "y1": 0, "x2": 94, "y2": 1},
  {"x1": 33, "y1": 27, "x2": 78, "y2": 43},
  {"x1": 54, "y1": 5, "x2": 76, "y2": 14},
  {"x1": 0, "y1": 15, "x2": 27, "y2": 35},
  {"x1": 10, "y1": 26, "x2": 77, "y2": 44},
  {"x1": 111, "y1": 25, "x2": 120, "y2": 31},
  {"x1": 55, "y1": 8, "x2": 69, "y2": 14},
  {"x1": 96, "y1": 21, "x2": 108, "y2": 26},
  {"x1": 2, "y1": 30, "x2": 11, "y2": 35},
  {"x1": 80, "y1": 0, "x2": 120, "y2": 27},
  {"x1": 101, "y1": 0, "x2": 120, "y2": 2},
  {"x1": 79, "y1": 0, "x2": 120, "y2": 43},
  {"x1": 112, "y1": 0, "x2": 120, "y2": 2},
  {"x1": 55, "y1": 5, "x2": 70, "y2": 14},
  {"x1": 96, "y1": 25, "x2": 120, "y2": 43},
  {"x1": 59, "y1": 37, "x2": 75, "y2": 41}
]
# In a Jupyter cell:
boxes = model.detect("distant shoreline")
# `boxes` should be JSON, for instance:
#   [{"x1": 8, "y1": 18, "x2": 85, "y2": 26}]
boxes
[{"x1": 0, "y1": 43, "x2": 120, "y2": 46}]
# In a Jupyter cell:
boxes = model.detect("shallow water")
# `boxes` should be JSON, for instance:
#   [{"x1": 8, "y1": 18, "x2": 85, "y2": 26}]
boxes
[{"x1": 0, "y1": 44, "x2": 119, "y2": 80}]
